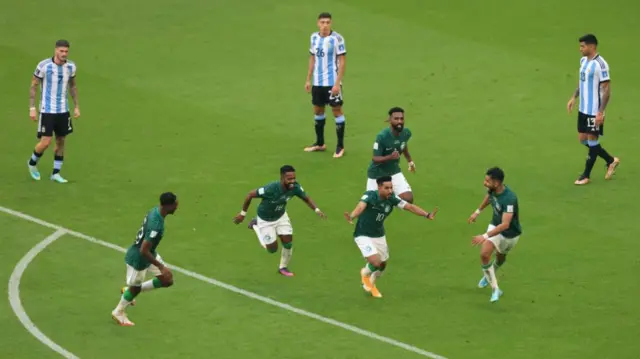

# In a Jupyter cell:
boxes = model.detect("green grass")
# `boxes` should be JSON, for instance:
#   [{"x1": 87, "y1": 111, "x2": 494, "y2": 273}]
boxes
[{"x1": 1, "y1": 0, "x2": 639, "y2": 358}]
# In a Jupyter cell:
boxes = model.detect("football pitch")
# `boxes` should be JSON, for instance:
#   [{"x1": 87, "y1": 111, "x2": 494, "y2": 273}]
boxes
[{"x1": 1, "y1": 0, "x2": 639, "y2": 358}]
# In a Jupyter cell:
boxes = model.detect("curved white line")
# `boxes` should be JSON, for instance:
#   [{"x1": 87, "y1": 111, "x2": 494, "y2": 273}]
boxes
[{"x1": 8, "y1": 229, "x2": 79, "y2": 359}]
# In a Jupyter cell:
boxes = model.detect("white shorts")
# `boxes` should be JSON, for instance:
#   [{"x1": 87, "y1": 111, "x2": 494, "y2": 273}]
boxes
[
  {"x1": 354, "y1": 236, "x2": 389, "y2": 261},
  {"x1": 366, "y1": 172, "x2": 412, "y2": 195},
  {"x1": 256, "y1": 213, "x2": 293, "y2": 246},
  {"x1": 126, "y1": 254, "x2": 165, "y2": 287},
  {"x1": 486, "y1": 225, "x2": 520, "y2": 254}
]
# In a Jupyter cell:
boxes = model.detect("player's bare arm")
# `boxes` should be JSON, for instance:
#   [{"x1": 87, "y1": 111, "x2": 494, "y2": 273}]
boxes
[
  {"x1": 301, "y1": 196, "x2": 326, "y2": 218},
  {"x1": 468, "y1": 194, "x2": 490, "y2": 223},
  {"x1": 29, "y1": 76, "x2": 40, "y2": 121},
  {"x1": 69, "y1": 76, "x2": 80, "y2": 118},
  {"x1": 305, "y1": 55, "x2": 315, "y2": 92},
  {"x1": 403, "y1": 145, "x2": 415, "y2": 173},
  {"x1": 332, "y1": 54, "x2": 346, "y2": 95},
  {"x1": 372, "y1": 150, "x2": 400, "y2": 164},
  {"x1": 344, "y1": 201, "x2": 367, "y2": 224},
  {"x1": 403, "y1": 203, "x2": 437, "y2": 220},
  {"x1": 233, "y1": 189, "x2": 259, "y2": 224},
  {"x1": 472, "y1": 212, "x2": 513, "y2": 246},
  {"x1": 567, "y1": 86, "x2": 579, "y2": 113},
  {"x1": 596, "y1": 81, "x2": 611, "y2": 126},
  {"x1": 140, "y1": 240, "x2": 170, "y2": 276}
]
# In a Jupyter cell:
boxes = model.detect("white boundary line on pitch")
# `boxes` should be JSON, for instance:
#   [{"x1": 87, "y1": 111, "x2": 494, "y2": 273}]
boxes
[{"x1": 1, "y1": 205, "x2": 448, "y2": 359}]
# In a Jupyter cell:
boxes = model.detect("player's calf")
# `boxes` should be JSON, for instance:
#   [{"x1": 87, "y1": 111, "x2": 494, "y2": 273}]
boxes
[{"x1": 278, "y1": 236, "x2": 294, "y2": 276}]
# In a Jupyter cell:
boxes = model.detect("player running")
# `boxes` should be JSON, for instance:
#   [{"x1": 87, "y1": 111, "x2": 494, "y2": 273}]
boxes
[
  {"x1": 345, "y1": 176, "x2": 437, "y2": 298},
  {"x1": 467, "y1": 167, "x2": 522, "y2": 303},
  {"x1": 304, "y1": 12, "x2": 348, "y2": 158},
  {"x1": 111, "y1": 192, "x2": 179, "y2": 326},
  {"x1": 233, "y1": 165, "x2": 326, "y2": 276},
  {"x1": 27, "y1": 39, "x2": 80, "y2": 183},
  {"x1": 366, "y1": 107, "x2": 416, "y2": 203},
  {"x1": 566, "y1": 34, "x2": 620, "y2": 185}
]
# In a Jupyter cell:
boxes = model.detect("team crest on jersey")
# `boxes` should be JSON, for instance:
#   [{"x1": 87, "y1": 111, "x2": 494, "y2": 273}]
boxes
[
  {"x1": 400, "y1": 142, "x2": 406, "y2": 150},
  {"x1": 385, "y1": 205, "x2": 390, "y2": 213}
]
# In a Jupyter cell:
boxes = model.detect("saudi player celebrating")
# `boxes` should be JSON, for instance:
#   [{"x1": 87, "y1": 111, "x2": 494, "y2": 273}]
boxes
[
  {"x1": 233, "y1": 165, "x2": 326, "y2": 276},
  {"x1": 345, "y1": 176, "x2": 437, "y2": 298},
  {"x1": 366, "y1": 107, "x2": 416, "y2": 203},
  {"x1": 112, "y1": 192, "x2": 178, "y2": 326},
  {"x1": 468, "y1": 167, "x2": 522, "y2": 303}
]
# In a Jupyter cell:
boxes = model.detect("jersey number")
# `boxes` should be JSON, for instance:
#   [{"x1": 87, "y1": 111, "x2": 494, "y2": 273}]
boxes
[
  {"x1": 375, "y1": 213, "x2": 386, "y2": 222},
  {"x1": 586, "y1": 117, "x2": 598, "y2": 130},
  {"x1": 315, "y1": 48, "x2": 325, "y2": 57},
  {"x1": 580, "y1": 72, "x2": 585, "y2": 82},
  {"x1": 134, "y1": 217, "x2": 147, "y2": 246}
]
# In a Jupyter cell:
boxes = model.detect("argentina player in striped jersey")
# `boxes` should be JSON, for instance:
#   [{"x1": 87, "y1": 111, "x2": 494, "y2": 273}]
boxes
[
  {"x1": 27, "y1": 40, "x2": 81, "y2": 183},
  {"x1": 567, "y1": 34, "x2": 620, "y2": 185},
  {"x1": 304, "y1": 12, "x2": 347, "y2": 158}
]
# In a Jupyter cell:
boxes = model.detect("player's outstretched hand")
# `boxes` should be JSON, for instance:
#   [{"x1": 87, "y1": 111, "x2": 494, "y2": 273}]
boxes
[
  {"x1": 426, "y1": 207, "x2": 438, "y2": 220},
  {"x1": 468, "y1": 211, "x2": 479, "y2": 224},
  {"x1": 233, "y1": 213, "x2": 245, "y2": 224},
  {"x1": 305, "y1": 81, "x2": 311, "y2": 93},
  {"x1": 316, "y1": 209, "x2": 327, "y2": 219},
  {"x1": 567, "y1": 98, "x2": 575, "y2": 113},
  {"x1": 471, "y1": 235, "x2": 486, "y2": 246},
  {"x1": 408, "y1": 161, "x2": 416, "y2": 173},
  {"x1": 343, "y1": 211, "x2": 354, "y2": 224}
]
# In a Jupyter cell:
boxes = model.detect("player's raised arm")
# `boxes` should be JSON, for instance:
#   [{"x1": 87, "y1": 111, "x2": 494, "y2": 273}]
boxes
[
  {"x1": 233, "y1": 189, "x2": 259, "y2": 224},
  {"x1": 468, "y1": 194, "x2": 490, "y2": 223}
]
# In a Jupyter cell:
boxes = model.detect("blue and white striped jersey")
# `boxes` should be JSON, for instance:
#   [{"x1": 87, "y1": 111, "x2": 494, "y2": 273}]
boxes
[
  {"x1": 578, "y1": 54, "x2": 610, "y2": 116},
  {"x1": 309, "y1": 31, "x2": 346, "y2": 87},
  {"x1": 33, "y1": 58, "x2": 77, "y2": 114}
]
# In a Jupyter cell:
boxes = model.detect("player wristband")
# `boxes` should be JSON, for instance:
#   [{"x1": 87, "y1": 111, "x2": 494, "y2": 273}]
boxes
[
  {"x1": 482, "y1": 233, "x2": 489, "y2": 240},
  {"x1": 315, "y1": 208, "x2": 321, "y2": 213},
  {"x1": 475, "y1": 209, "x2": 481, "y2": 215},
  {"x1": 240, "y1": 210, "x2": 247, "y2": 216},
  {"x1": 29, "y1": 107, "x2": 36, "y2": 111}
]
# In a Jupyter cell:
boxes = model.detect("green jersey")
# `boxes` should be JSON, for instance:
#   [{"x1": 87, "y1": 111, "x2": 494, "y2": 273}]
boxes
[
  {"x1": 367, "y1": 127, "x2": 412, "y2": 179},
  {"x1": 354, "y1": 190, "x2": 407, "y2": 238},
  {"x1": 256, "y1": 181, "x2": 307, "y2": 221},
  {"x1": 489, "y1": 186, "x2": 522, "y2": 238},
  {"x1": 125, "y1": 207, "x2": 166, "y2": 270}
]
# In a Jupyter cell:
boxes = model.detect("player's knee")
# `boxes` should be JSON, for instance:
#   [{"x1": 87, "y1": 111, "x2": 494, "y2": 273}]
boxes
[
  {"x1": 331, "y1": 107, "x2": 343, "y2": 117},
  {"x1": 266, "y1": 243, "x2": 278, "y2": 253},
  {"x1": 368, "y1": 256, "x2": 383, "y2": 268},
  {"x1": 39, "y1": 137, "x2": 52, "y2": 148},
  {"x1": 379, "y1": 261, "x2": 387, "y2": 271},
  {"x1": 282, "y1": 241, "x2": 293, "y2": 249},
  {"x1": 164, "y1": 278, "x2": 174, "y2": 287},
  {"x1": 496, "y1": 257, "x2": 506, "y2": 267}
]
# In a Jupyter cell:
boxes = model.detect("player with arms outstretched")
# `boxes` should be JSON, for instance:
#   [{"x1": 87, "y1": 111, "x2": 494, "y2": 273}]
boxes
[
  {"x1": 345, "y1": 176, "x2": 437, "y2": 298},
  {"x1": 304, "y1": 12, "x2": 348, "y2": 158},
  {"x1": 366, "y1": 107, "x2": 416, "y2": 203},
  {"x1": 111, "y1": 192, "x2": 179, "y2": 326},
  {"x1": 468, "y1": 167, "x2": 522, "y2": 303},
  {"x1": 233, "y1": 165, "x2": 326, "y2": 276}
]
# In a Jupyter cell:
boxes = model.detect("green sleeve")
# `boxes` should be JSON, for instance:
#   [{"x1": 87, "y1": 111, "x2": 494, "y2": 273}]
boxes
[
  {"x1": 372, "y1": 134, "x2": 384, "y2": 157},
  {"x1": 144, "y1": 217, "x2": 162, "y2": 243},
  {"x1": 294, "y1": 184, "x2": 308, "y2": 199},
  {"x1": 389, "y1": 195, "x2": 402, "y2": 207},
  {"x1": 256, "y1": 183, "x2": 274, "y2": 198},
  {"x1": 360, "y1": 192, "x2": 373, "y2": 204}
]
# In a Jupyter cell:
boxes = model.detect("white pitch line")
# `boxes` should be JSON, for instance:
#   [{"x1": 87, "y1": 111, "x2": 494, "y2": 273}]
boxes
[
  {"x1": 8, "y1": 228, "x2": 79, "y2": 359},
  {"x1": 0, "y1": 205, "x2": 448, "y2": 359}
]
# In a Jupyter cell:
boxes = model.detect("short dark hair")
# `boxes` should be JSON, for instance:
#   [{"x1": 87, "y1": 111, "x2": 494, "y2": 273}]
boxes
[
  {"x1": 579, "y1": 34, "x2": 598, "y2": 46},
  {"x1": 486, "y1": 167, "x2": 505, "y2": 182},
  {"x1": 55, "y1": 39, "x2": 70, "y2": 48},
  {"x1": 388, "y1": 107, "x2": 404, "y2": 116},
  {"x1": 160, "y1": 192, "x2": 177, "y2": 205},
  {"x1": 280, "y1": 165, "x2": 295, "y2": 175},
  {"x1": 318, "y1": 12, "x2": 332, "y2": 20},
  {"x1": 376, "y1": 176, "x2": 392, "y2": 185}
]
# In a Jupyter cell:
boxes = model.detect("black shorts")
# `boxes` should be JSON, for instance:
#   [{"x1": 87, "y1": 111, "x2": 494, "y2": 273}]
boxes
[
  {"x1": 577, "y1": 112, "x2": 604, "y2": 136},
  {"x1": 37, "y1": 112, "x2": 73, "y2": 139},
  {"x1": 311, "y1": 86, "x2": 344, "y2": 107}
]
